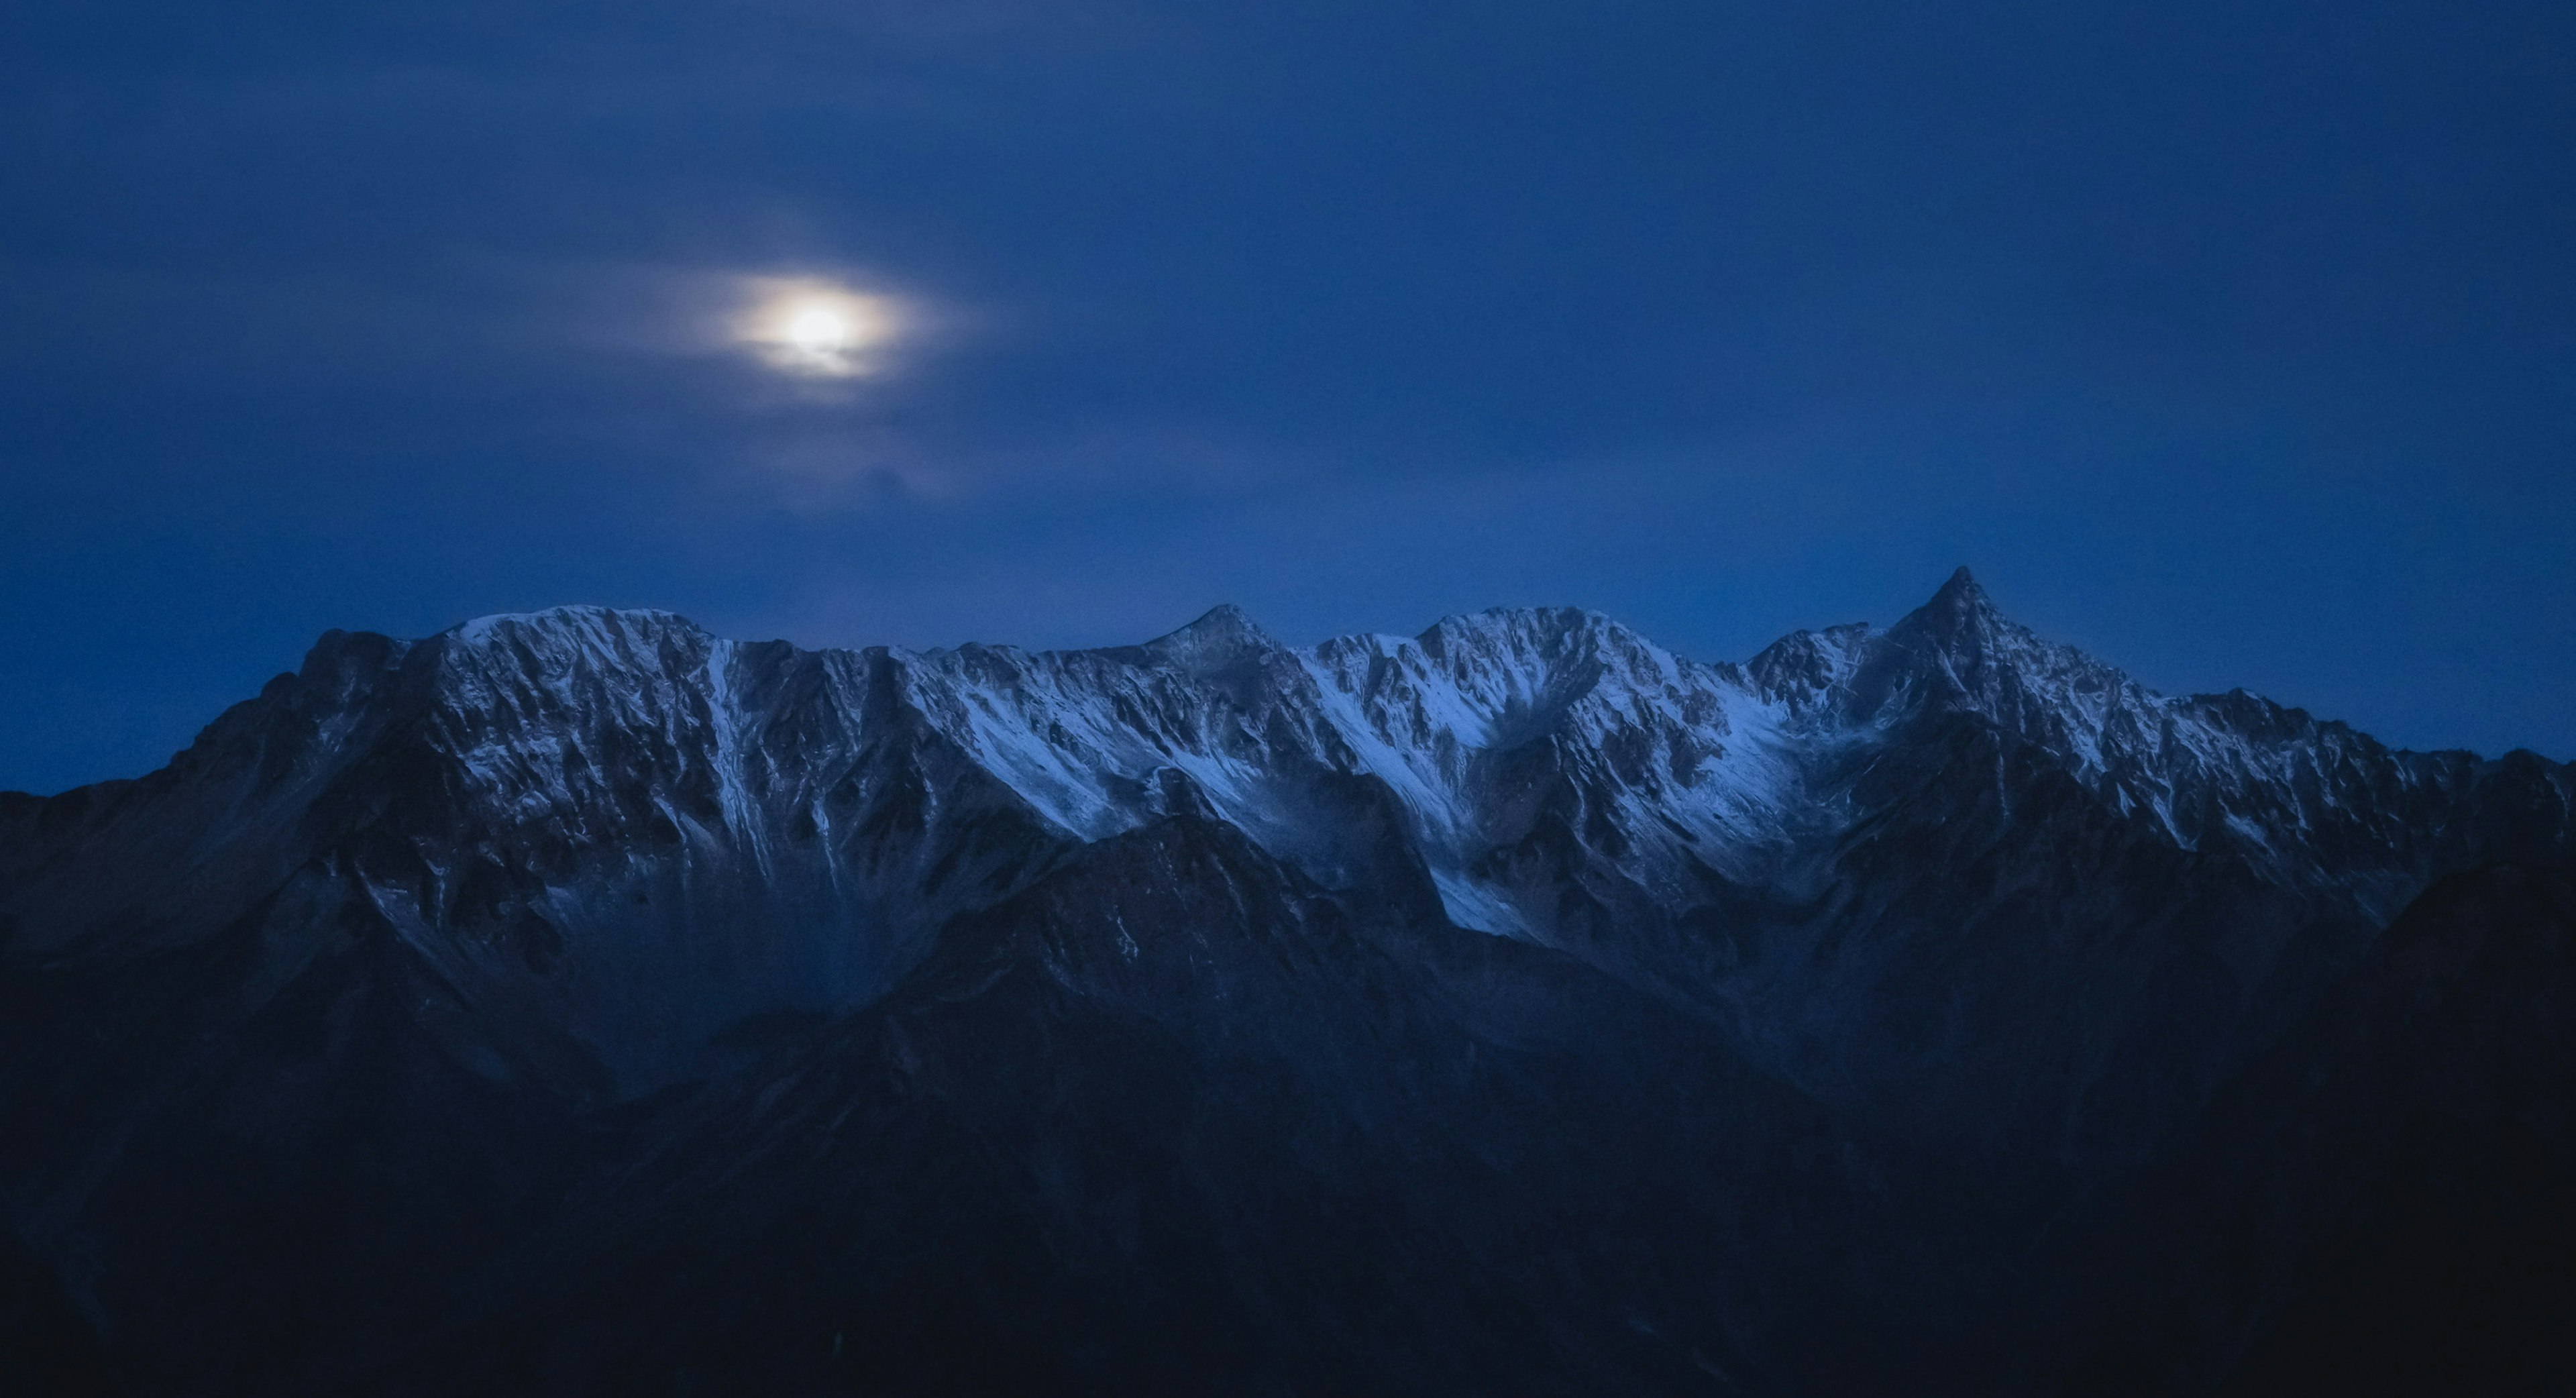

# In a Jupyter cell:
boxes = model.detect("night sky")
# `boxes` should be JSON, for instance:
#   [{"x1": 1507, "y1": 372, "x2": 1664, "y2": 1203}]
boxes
[{"x1": 5, "y1": 0, "x2": 2571, "y2": 794}]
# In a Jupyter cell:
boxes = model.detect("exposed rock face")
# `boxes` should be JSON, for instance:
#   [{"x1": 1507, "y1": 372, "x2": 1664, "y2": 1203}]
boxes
[{"x1": 2, "y1": 572, "x2": 2569, "y2": 1395}]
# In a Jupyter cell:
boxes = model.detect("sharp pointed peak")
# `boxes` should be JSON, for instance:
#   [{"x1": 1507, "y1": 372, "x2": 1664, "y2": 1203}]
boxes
[
  {"x1": 1136, "y1": 603, "x2": 1284, "y2": 671},
  {"x1": 1185, "y1": 601, "x2": 1256, "y2": 627},
  {"x1": 1891, "y1": 565, "x2": 2010, "y2": 637},
  {"x1": 1929, "y1": 565, "x2": 1990, "y2": 609},
  {"x1": 1867, "y1": 567, "x2": 2150, "y2": 714},
  {"x1": 1159, "y1": 602, "x2": 1269, "y2": 643}
]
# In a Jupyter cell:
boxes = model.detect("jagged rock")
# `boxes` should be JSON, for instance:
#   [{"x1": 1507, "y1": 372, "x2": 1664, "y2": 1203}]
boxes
[{"x1": 1, "y1": 572, "x2": 2568, "y2": 1394}]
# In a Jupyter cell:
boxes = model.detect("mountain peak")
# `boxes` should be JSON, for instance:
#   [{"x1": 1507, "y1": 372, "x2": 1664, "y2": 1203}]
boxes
[
  {"x1": 1158, "y1": 602, "x2": 1271, "y2": 645},
  {"x1": 449, "y1": 605, "x2": 704, "y2": 648},
  {"x1": 1136, "y1": 603, "x2": 1283, "y2": 675},
  {"x1": 1414, "y1": 604, "x2": 1642, "y2": 663},
  {"x1": 1926, "y1": 565, "x2": 1992, "y2": 615},
  {"x1": 1888, "y1": 566, "x2": 2010, "y2": 650}
]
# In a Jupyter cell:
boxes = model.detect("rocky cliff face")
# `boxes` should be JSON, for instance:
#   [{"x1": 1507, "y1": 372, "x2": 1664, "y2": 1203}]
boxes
[{"x1": 2, "y1": 571, "x2": 2569, "y2": 1395}]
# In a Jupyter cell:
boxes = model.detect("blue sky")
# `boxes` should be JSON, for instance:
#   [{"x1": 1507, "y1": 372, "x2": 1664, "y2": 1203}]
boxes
[{"x1": 4, "y1": 0, "x2": 2571, "y2": 793}]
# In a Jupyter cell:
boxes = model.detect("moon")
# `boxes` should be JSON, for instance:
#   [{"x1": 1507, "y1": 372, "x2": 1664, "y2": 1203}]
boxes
[
  {"x1": 788, "y1": 306, "x2": 851, "y2": 353},
  {"x1": 735, "y1": 279, "x2": 901, "y2": 378}
]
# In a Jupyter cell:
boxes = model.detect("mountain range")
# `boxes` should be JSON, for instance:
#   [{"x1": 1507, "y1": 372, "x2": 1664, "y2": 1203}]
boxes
[{"x1": 3, "y1": 568, "x2": 2570, "y2": 1395}]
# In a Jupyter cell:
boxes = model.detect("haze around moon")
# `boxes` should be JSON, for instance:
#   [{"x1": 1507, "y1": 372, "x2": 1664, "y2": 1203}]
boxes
[{"x1": 735, "y1": 278, "x2": 902, "y2": 378}]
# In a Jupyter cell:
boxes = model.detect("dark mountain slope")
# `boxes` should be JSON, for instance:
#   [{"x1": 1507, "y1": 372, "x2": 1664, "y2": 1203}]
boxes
[
  {"x1": 2041, "y1": 859, "x2": 2576, "y2": 1397},
  {"x1": 364, "y1": 812, "x2": 1933, "y2": 1397},
  {"x1": 1, "y1": 574, "x2": 2568, "y2": 1394}
]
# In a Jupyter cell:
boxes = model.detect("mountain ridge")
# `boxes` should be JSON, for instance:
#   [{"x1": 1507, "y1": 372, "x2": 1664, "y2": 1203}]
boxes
[
  {"x1": 6, "y1": 571, "x2": 2569, "y2": 1084},
  {"x1": 2, "y1": 570, "x2": 2571, "y2": 1395}
]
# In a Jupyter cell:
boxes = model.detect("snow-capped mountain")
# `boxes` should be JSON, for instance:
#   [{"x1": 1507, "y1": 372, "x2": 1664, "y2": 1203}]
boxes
[{"x1": 2, "y1": 570, "x2": 2569, "y2": 1396}]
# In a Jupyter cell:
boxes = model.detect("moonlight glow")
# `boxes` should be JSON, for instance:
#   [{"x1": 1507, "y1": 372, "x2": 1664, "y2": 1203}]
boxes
[
  {"x1": 735, "y1": 278, "x2": 900, "y2": 378},
  {"x1": 789, "y1": 307, "x2": 850, "y2": 352}
]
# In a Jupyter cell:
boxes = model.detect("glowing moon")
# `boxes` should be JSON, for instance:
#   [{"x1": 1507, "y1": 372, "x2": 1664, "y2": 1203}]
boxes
[
  {"x1": 787, "y1": 306, "x2": 850, "y2": 353},
  {"x1": 734, "y1": 278, "x2": 902, "y2": 378}
]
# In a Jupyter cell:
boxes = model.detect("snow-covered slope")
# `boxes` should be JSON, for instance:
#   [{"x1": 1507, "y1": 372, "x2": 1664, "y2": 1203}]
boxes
[
  {"x1": 888, "y1": 566, "x2": 2567, "y2": 938},
  {"x1": 4, "y1": 570, "x2": 2567, "y2": 1088},
  {"x1": 6, "y1": 569, "x2": 2574, "y2": 1395}
]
